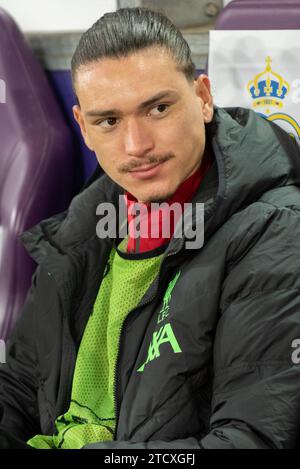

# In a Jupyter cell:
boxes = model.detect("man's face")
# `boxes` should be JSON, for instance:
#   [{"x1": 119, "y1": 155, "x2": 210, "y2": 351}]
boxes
[{"x1": 73, "y1": 47, "x2": 214, "y2": 203}]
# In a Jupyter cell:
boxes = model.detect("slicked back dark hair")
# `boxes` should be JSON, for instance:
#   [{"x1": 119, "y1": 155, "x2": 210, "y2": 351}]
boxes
[{"x1": 71, "y1": 7, "x2": 196, "y2": 91}]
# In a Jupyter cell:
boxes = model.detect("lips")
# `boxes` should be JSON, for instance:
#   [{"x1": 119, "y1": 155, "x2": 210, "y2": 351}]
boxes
[
  {"x1": 129, "y1": 162, "x2": 162, "y2": 173},
  {"x1": 128, "y1": 161, "x2": 165, "y2": 180}
]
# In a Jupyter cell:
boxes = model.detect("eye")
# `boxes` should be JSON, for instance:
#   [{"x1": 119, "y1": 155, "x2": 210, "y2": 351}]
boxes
[
  {"x1": 149, "y1": 104, "x2": 169, "y2": 116},
  {"x1": 97, "y1": 117, "x2": 118, "y2": 128}
]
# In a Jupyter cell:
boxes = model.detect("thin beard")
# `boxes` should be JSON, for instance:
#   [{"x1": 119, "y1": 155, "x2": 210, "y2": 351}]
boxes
[{"x1": 140, "y1": 192, "x2": 176, "y2": 204}]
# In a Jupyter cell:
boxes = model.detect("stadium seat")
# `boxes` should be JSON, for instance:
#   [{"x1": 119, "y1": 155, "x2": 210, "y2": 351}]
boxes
[
  {"x1": 215, "y1": 0, "x2": 300, "y2": 30},
  {"x1": 0, "y1": 8, "x2": 75, "y2": 340}
]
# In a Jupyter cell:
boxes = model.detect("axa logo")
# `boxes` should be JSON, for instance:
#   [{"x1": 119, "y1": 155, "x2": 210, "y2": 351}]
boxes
[
  {"x1": 137, "y1": 323, "x2": 182, "y2": 373},
  {"x1": 137, "y1": 271, "x2": 182, "y2": 373}
]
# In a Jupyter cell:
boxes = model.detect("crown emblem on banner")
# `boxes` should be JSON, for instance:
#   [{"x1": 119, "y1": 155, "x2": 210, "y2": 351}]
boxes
[{"x1": 247, "y1": 56, "x2": 290, "y2": 114}]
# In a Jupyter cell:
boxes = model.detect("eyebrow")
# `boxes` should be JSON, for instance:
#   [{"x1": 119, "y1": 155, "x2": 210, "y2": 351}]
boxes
[{"x1": 85, "y1": 90, "x2": 179, "y2": 118}]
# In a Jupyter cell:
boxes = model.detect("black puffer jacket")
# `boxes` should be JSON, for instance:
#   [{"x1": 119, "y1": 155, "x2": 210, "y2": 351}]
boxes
[{"x1": 1, "y1": 107, "x2": 300, "y2": 449}]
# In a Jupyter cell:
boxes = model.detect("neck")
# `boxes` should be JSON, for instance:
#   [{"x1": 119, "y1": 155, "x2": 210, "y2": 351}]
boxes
[{"x1": 125, "y1": 150, "x2": 213, "y2": 254}]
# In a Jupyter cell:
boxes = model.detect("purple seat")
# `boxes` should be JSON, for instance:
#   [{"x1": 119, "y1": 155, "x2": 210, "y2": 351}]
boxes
[
  {"x1": 216, "y1": 0, "x2": 300, "y2": 30},
  {"x1": 0, "y1": 8, "x2": 75, "y2": 340}
]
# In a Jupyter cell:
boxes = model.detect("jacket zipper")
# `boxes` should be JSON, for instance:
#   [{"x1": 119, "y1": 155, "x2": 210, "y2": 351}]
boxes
[{"x1": 112, "y1": 245, "x2": 182, "y2": 439}]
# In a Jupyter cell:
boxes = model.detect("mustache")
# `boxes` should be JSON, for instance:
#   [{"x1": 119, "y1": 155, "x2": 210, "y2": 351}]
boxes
[{"x1": 119, "y1": 153, "x2": 175, "y2": 173}]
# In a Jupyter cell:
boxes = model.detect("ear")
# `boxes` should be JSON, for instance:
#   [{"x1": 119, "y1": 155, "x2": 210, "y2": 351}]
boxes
[
  {"x1": 194, "y1": 74, "x2": 214, "y2": 124},
  {"x1": 73, "y1": 105, "x2": 94, "y2": 151}
]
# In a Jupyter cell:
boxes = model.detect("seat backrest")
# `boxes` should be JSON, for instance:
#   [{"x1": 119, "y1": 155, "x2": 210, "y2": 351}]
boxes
[
  {"x1": 0, "y1": 8, "x2": 75, "y2": 340},
  {"x1": 216, "y1": 0, "x2": 300, "y2": 29}
]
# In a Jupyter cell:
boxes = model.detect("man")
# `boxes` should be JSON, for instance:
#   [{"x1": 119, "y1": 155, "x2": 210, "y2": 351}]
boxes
[{"x1": 1, "y1": 7, "x2": 300, "y2": 449}]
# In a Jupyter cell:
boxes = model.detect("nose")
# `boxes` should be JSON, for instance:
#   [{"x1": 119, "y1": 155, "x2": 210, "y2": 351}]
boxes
[{"x1": 124, "y1": 118, "x2": 155, "y2": 157}]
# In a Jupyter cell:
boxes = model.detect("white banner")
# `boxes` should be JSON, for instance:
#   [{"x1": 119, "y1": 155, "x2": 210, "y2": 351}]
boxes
[{"x1": 208, "y1": 30, "x2": 300, "y2": 144}]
